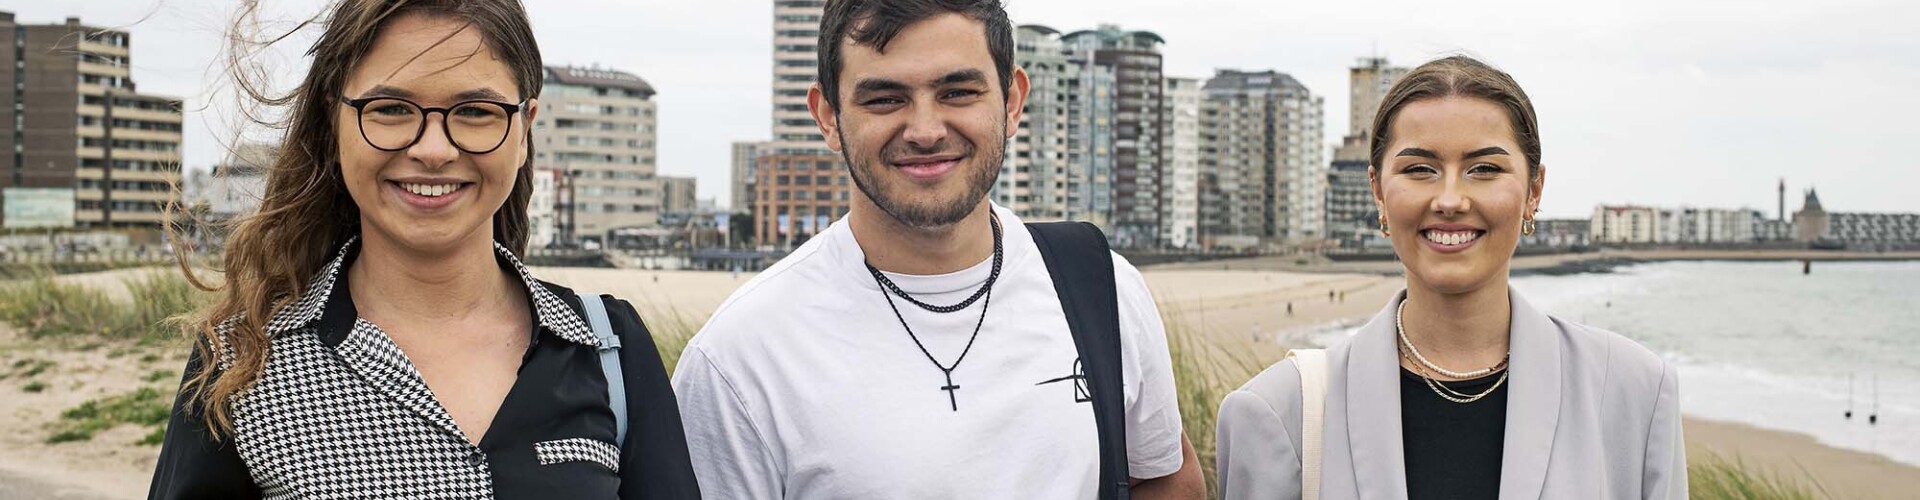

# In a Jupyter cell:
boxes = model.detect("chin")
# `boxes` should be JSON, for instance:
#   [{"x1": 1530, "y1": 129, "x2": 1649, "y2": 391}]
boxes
[
  {"x1": 373, "y1": 219, "x2": 484, "y2": 253},
  {"x1": 1409, "y1": 263, "x2": 1506, "y2": 296}
]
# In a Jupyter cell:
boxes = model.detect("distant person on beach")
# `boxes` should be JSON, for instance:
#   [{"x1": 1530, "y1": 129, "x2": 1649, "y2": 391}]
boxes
[
  {"x1": 147, "y1": 1, "x2": 698, "y2": 498},
  {"x1": 671, "y1": 0, "x2": 1202, "y2": 498},
  {"x1": 1215, "y1": 55, "x2": 1686, "y2": 499}
]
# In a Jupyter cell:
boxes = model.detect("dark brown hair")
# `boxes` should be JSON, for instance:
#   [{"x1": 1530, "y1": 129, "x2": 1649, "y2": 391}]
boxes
[
  {"x1": 1369, "y1": 55, "x2": 1542, "y2": 182},
  {"x1": 816, "y1": 0, "x2": 1014, "y2": 110},
  {"x1": 172, "y1": 0, "x2": 543, "y2": 437}
]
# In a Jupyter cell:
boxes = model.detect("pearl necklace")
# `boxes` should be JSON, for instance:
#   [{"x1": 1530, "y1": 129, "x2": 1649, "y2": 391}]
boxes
[
  {"x1": 1396, "y1": 300, "x2": 1510, "y2": 404},
  {"x1": 1396, "y1": 301, "x2": 1508, "y2": 378}
]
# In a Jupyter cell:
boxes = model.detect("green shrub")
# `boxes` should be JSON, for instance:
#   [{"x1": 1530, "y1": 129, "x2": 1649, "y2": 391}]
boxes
[{"x1": 46, "y1": 386, "x2": 171, "y2": 445}]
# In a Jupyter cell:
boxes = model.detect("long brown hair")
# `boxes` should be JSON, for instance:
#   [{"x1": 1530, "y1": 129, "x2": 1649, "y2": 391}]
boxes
[
  {"x1": 1368, "y1": 55, "x2": 1542, "y2": 184},
  {"x1": 170, "y1": 0, "x2": 544, "y2": 437}
]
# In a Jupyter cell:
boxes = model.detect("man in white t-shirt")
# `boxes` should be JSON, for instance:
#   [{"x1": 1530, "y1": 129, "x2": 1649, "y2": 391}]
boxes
[{"x1": 671, "y1": 0, "x2": 1203, "y2": 498}]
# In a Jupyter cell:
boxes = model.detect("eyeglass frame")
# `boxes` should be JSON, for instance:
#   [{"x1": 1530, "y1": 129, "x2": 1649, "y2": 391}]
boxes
[{"x1": 338, "y1": 94, "x2": 530, "y2": 155}]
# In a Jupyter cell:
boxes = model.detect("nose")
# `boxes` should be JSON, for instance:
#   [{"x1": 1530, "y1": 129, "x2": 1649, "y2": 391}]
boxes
[
  {"x1": 407, "y1": 113, "x2": 459, "y2": 168},
  {"x1": 1431, "y1": 174, "x2": 1471, "y2": 217},
  {"x1": 899, "y1": 102, "x2": 948, "y2": 150}
]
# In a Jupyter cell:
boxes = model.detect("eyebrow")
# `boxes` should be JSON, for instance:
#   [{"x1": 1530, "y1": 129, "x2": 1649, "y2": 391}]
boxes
[
  {"x1": 851, "y1": 78, "x2": 911, "y2": 97},
  {"x1": 1464, "y1": 146, "x2": 1510, "y2": 159},
  {"x1": 354, "y1": 85, "x2": 512, "y2": 102},
  {"x1": 850, "y1": 69, "x2": 991, "y2": 99},
  {"x1": 358, "y1": 85, "x2": 415, "y2": 99},
  {"x1": 933, "y1": 69, "x2": 988, "y2": 87},
  {"x1": 1393, "y1": 146, "x2": 1511, "y2": 160},
  {"x1": 1395, "y1": 147, "x2": 1439, "y2": 159}
]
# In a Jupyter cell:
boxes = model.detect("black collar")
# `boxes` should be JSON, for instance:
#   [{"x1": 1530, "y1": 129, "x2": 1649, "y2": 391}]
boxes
[{"x1": 267, "y1": 237, "x2": 599, "y2": 348}]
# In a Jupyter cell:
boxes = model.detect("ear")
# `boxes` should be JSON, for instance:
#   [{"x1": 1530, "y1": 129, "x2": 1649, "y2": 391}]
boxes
[
  {"x1": 1003, "y1": 66, "x2": 1031, "y2": 139},
  {"x1": 807, "y1": 83, "x2": 842, "y2": 153},
  {"x1": 1528, "y1": 163, "x2": 1547, "y2": 214},
  {"x1": 520, "y1": 98, "x2": 540, "y2": 168},
  {"x1": 1369, "y1": 164, "x2": 1387, "y2": 213}
]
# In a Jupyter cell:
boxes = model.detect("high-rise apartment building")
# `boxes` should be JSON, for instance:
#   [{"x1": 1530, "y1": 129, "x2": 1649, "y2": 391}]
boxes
[
  {"x1": 1199, "y1": 69, "x2": 1325, "y2": 248},
  {"x1": 1, "y1": 12, "x2": 183, "y2": 229},
  {"x1": 532, "y1": 65, "x2": 660, "y2": 245},
  {"x1": 1061, "y1": 25, "x2": 1165, "y2": 248},
  {"x1": 770, "y1": 0, "x2": 828, "y2": 156},
  {"x1": 997, "y1": 25, "x2": 1113, "y2": 227},
  {"x1": 1162, "y1": 76, "x2": 1202, "y2": 249},
  {"x1": 756, "y1": 1, "x2": 851, "y2": 249}
]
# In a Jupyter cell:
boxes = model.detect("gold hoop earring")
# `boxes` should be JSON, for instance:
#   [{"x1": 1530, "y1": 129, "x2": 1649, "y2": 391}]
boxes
[
  {"x1": 1379, "y1": 213, "x2": 1391, "y2": 237},
  {"x1": 1522, "y1": 217, "x2": 1537, "y2": 236}
]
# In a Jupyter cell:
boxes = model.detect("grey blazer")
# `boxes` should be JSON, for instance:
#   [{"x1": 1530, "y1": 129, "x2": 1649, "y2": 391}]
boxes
[{"x1": 1216, "y1": 290, "x2": 1686, "y2": 499}]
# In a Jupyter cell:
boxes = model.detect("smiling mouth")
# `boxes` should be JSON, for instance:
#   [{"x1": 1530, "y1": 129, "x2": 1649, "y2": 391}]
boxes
[
  {"x1": 1421, "y1": 229, "x2": 1486, "y2": 246},
  {"x1": 890, "y1": 157, "x2": 963, "y2": 180},
  {"x1": 390, "y1": 181, "x2": 471, "y2": 198}
]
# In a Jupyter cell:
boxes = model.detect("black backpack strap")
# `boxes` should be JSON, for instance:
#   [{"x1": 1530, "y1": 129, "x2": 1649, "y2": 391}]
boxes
[{"x1": 1028, "y1": 221, "x2": 1130, "y2": 500}]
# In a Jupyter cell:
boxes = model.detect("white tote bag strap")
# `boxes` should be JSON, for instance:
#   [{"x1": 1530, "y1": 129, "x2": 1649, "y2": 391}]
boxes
[{"x1": 1287, "y1": 348, "x2": 1329, "y2": 500}]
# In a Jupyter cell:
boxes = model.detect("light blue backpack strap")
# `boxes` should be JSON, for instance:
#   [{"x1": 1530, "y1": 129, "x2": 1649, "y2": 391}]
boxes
[{"x1": 576, "y1": 291, "x2": 628, "y2": 447}]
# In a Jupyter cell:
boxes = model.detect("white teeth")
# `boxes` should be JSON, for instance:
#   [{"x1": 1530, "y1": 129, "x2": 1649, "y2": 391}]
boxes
[
  {"x1": 1424, "y1": 230, "x2": 1481, "y2": 246},
  {"x1": 401, "y1": 183, "x2": 460, "y2": 197}
]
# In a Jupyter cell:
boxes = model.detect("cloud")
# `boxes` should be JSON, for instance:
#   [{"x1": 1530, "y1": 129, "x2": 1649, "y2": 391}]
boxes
[{"x1": 11, "y1": 0, "x2": 1914, "y2": 215}]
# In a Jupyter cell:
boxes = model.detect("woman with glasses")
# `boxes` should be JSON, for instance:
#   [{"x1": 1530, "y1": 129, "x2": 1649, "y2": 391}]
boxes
[
  {"x1": 1215, "y1": 56, "x2": 1686, "y2": 499},
  {"x1": 147, "y1": 1, "x2": 698, "y2": 498}
]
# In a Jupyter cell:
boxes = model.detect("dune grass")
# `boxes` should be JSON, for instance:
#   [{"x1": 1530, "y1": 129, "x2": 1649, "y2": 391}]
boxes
[
  {"x1": 1689, "y1": 452, "x2": 1830, "y2": 500},
  {"x1": 0, "y1": 268, "x2": 205, "y2": 342}
]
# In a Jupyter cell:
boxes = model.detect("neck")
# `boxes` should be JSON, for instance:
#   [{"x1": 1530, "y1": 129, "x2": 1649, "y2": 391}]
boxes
[
  {"x1": 348, "y1": 228, "x2": 520, "y2": 328},
  {"x1": 849, "y1": 195, "x2": 995, "y2": 276},
  {"x1": 1400, "y1": 277, "x2": 1513, "y2": 374}
]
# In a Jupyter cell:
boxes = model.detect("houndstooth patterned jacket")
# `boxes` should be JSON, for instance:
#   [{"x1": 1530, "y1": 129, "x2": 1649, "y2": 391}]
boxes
[{"x1": 148, "y1": 238, "x2": 701, "y2": 499}]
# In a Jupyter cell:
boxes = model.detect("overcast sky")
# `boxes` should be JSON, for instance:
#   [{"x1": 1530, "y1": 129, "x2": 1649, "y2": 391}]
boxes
[{"x1": 3, "y1": 0, "x2": 1915, "y2": 218}]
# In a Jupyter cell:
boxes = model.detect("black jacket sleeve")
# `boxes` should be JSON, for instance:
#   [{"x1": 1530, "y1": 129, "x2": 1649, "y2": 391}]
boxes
[
  {"x1": 606, "y1": 297, "x2": 703, "y2": 500},
  {"x1": 147, "y1": 349, "x2": 262, "y2": 500}
]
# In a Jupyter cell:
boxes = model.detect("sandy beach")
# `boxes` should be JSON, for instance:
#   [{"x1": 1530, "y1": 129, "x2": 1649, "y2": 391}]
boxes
[{"x1": 4, "y1": 260, "x2": 1915, "y2": 498}]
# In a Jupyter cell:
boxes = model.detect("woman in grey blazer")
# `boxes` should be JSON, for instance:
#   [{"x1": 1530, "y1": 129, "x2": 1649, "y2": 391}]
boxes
[{"x1": 1215, "y1": 55, "x2": 1686, "y2": 500}]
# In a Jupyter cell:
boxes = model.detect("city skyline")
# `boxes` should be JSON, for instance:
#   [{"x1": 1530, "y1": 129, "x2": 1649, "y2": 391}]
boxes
[{"x1": 3, "y1": 0, "x2": 1914, "y2": 219}]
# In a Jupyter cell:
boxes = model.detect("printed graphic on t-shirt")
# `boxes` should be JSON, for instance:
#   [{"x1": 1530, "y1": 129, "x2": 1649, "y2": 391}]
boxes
[{"x1": 1035, "y1": 357, "x2": 1092, "y2": 403}]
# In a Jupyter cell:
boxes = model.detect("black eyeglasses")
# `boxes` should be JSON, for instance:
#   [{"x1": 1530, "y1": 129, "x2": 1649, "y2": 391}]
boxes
[{"x1": 340, "y1": 94, "x2": 528, "y2": 154}]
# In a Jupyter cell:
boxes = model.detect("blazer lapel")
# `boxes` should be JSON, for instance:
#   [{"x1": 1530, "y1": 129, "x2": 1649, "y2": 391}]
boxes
[
  {"x1": 1498, "y1": 291, "x2": 1563, "y2": 500},
  {"x1": 1344, "y1": 291, "x2": 1410, "y2": 500}
]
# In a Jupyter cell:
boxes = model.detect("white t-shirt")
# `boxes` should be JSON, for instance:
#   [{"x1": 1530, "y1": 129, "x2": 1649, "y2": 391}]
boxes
[{"x1": 673, "y1": 205, "x2": 1185, "y2": 499}]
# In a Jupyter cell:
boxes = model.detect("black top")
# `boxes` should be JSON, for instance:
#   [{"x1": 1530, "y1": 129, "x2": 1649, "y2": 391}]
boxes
[
  {"x1": 147, "y1": 239, "x2": 700, "y2": 499},
  {"x1": 1400, "y1": 367, "x2": 1508, "y2": 500}
]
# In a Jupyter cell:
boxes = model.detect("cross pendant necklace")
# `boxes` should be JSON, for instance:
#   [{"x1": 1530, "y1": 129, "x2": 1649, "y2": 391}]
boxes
[
  {"x1": 871, "y1": 272, "x2": 994, "y2": 412},
  {"x1": 866, "y1": 215, "x2": 1003, "y2": 412},
  {"x1": 939, "y1": 370, "x2": 961, "y2": 411}
]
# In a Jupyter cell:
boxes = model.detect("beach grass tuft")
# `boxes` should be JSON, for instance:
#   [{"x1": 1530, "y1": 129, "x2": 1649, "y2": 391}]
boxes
[
  {"x1": 1690, "y1": 452, "x2": 1830, "y2": 500},
  {"x1": 1163, "y1": 307, "x2": 1264, "y2": 498},
  {"x1": 634, "y1": 303, "x2": 699, "y2": 375},
  {"x1": 0, "y1": 270, "x2": 206, "y2": 342}
]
